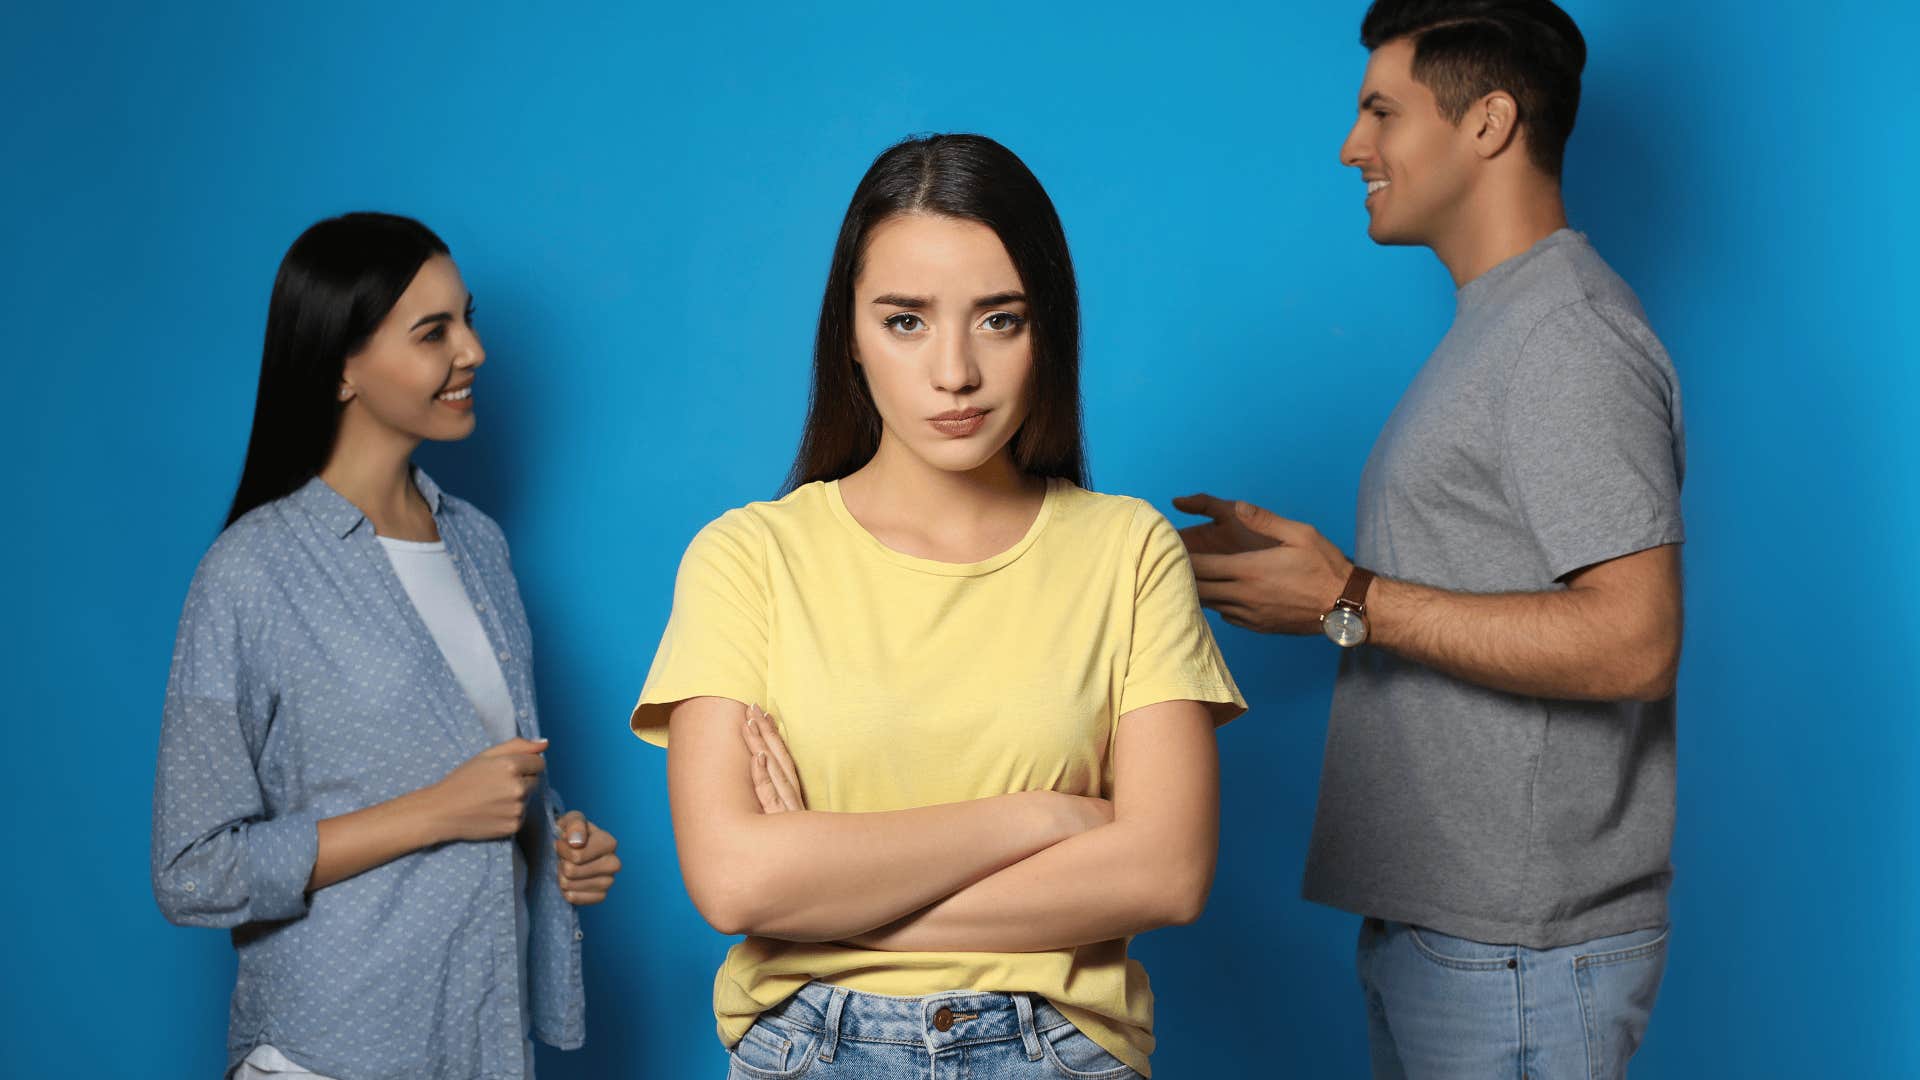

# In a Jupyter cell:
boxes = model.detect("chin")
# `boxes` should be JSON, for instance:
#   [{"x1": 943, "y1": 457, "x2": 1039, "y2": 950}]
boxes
[{"x1": 913, "y1": 436, "x2": 1014, "y2": 476}]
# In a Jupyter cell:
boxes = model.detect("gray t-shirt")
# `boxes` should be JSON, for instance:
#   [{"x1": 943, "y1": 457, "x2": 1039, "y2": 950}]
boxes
[{"x1": 1303, "y1": 229, "x2": 1685, "y2": 949}]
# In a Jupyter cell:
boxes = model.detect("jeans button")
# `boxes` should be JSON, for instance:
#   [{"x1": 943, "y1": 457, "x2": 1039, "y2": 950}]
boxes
[{"x1": 933, "y1": 1006, "x2": 954, "y2": 1032}]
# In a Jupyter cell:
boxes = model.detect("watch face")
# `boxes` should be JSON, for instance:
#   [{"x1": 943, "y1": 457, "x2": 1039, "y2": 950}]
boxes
[{"x1": 1323, "y1": 607, "x2": 1368, "y2": 647}]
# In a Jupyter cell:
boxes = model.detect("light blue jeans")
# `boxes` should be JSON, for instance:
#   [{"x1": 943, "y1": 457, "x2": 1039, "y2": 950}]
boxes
[
  {"x1": 1358, "y1": 918, "x2": 1669, "y2": 1079},
  {"x1": 724, "y1": 982, "x2": 1142, "y2": 1080}
]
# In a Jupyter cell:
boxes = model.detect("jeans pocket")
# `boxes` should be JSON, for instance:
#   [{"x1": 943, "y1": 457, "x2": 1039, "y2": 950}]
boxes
[
  {"x1": 727, "y1": 1015, "x2": 820, "y2": 1080},
  {"x1": 1574, "y1": 925, "x2": 1669, "y2": 1080},
  {"x1": 1406, "y1": 924, "x2": 1521, "y2": 971},
  {"x1": 1037, "y1": 1021, "x2": 1140, "y2": 1079}
]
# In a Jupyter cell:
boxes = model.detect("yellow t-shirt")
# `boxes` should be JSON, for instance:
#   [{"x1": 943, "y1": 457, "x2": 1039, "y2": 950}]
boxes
[{"x1": 632, "y1": 478, "x2": 1244, "y2": 1076}]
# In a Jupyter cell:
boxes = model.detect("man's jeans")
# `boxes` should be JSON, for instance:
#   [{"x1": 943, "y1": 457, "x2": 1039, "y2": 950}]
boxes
[{"x1": 1358, "y1": 917, "x2": 1668, "y2": 1079}]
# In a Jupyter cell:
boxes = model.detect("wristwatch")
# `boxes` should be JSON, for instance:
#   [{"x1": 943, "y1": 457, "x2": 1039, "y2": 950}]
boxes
[{"x1": 1321, "y1": 565, "x2": 1375, "y2": 647}]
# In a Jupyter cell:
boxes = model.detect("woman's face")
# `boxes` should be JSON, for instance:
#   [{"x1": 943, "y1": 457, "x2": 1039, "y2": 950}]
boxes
[
  {"x1": 338, "y1": 254, "x2": 484, "y2": 444},
  {"x1": 851, "y1": 213, "x2": 1033, "y2": 476}
]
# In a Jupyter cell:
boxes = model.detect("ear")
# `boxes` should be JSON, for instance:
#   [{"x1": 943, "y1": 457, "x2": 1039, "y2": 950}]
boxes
[
  {"x1": 1471, "y1": 91, "x2": 1521, "y2": 160},
  {"x1": 337, "y1": 380, "x2": 355, "y2": 403}
]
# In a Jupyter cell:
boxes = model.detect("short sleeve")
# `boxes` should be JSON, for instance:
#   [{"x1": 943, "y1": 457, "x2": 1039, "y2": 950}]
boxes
[
  {"x1": 1117, "y1": 503, "x2": 1246, "y2": 724},
  {"x1": 1501, "y1": 301, "x2": 1686, "y2": 580},
  {"x1": 629, "y1": 509, "x2": 770, "y2": 746}
]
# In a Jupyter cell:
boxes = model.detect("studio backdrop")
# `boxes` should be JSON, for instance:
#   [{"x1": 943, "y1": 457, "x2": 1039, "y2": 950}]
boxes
[{"x1": 3, "y1": 1, "x2": 1914, "y2": 1075}]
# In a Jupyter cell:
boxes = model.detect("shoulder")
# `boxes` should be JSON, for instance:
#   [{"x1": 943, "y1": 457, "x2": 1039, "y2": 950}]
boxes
[
  {"x1": 1506, "y1": 239, "x2": 1656, "y2": 347},
  {"x1": 697, "y1": 483, "x2": 835, "y2": 549},
  {"x1": 1051, "y1": 485, "x2": 1175, "y2": 550},
  {"x1": 192, "y1": 501, "x2": 290, "y2": 597}
]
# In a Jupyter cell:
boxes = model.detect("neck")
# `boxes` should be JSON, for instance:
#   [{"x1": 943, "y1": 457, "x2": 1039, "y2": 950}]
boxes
[
  {"x1": 850, "y1": 432, "x2": 1042, "y2": 526},
  {"x1": 1430, "y1": 171, "x2": 1568, "y2": 289},
  {"x1": 318, "y1": 413, "x2": 426, "y2": 532}
]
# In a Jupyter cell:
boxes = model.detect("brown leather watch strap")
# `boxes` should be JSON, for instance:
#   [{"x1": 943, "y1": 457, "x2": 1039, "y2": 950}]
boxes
[{"x1": 1338, "y1": 566, "x2": 1375, "y2": 610}]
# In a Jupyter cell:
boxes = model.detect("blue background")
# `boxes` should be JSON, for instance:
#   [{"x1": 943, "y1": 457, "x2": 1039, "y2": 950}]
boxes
[{"x1": 4, "y1": 0, "x2": 1914, "y2": 1074}]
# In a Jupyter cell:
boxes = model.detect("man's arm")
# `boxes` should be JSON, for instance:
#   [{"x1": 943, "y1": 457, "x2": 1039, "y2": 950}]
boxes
[{"x1": 1180, "y1": 495, "x2": 1681, "y2": 702}]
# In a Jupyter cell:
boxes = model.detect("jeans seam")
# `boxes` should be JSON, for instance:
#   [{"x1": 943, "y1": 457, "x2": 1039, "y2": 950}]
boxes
[
  {"x1": 1572, "y1": 927, "x2": 1669, "y2": 969},
  {"x1": 1408, "y1": 926, "x2": 1520, "y2": 971},
  {"x1": 1577, "y1": 959, "x2": 1602, "y2": 1080}
]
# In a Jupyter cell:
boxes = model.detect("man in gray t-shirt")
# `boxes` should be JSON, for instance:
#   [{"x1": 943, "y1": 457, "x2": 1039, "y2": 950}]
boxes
[{"x1": 1177, "y1": 2, "x2": 1683, "y2": 1075}]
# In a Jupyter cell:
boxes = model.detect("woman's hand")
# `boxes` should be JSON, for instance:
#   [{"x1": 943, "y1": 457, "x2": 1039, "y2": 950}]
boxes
[
  {"x1": 743, "y1": 704, "x2": 805, "y2": 813},
  {"x1": 422, "y1": 737, "x2": 548, "y2": 843},
  {"x1": 554, "y1": 812, "x2": 620, "y2": 905}
]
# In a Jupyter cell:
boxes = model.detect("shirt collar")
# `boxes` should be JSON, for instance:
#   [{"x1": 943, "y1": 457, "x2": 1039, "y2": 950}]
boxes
[{"x1": 294, "y1": 466, "x2": 448, "y2": 539}]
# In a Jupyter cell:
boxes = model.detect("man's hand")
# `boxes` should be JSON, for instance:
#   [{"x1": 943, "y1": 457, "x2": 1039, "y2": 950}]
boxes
[
  {"x1": 1172, "y1": 493, "x2": 1283, "y2": 555},
  {"x1": 1183, "y1": 499, "x2": 1354, "y2": 635},
  {"x1": 554, "y1": 812, "x2": 621, "y2": 905}
]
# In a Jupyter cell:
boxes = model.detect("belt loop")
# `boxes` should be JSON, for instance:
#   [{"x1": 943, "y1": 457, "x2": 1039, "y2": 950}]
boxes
[
  {"x1": 819, "y1": 986, "x2": 849, "y2": 1062},
  {"x1": 1013, "y1": 992, "x2": 1043, "y2": 1060}
]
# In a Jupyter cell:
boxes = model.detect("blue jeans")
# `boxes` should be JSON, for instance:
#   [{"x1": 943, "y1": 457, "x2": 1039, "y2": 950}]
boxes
[
  {"x1": 1358, "y1": 918, "x2": 1669, "y2": 1079},
  {"x1": 724, "y1": 982, "x2": 1142, "y2": 1080}
]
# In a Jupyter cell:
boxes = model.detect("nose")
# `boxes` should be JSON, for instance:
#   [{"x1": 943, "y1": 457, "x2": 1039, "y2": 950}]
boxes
[
  {"x1": 1339, "y1": 116, "x2": 1370, "y2": 169},
  {"x1": 930, "y1": 325, "x2": 980, "y2": 395},
  {"x1": 456, "y1": 326, "x2": 486, "y2": 370}
]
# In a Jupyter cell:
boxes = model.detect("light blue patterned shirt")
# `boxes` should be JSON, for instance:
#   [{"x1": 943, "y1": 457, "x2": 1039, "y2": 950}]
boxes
[{"x1": 152, "y1": 470, "x2": 585, "y2": 1080}]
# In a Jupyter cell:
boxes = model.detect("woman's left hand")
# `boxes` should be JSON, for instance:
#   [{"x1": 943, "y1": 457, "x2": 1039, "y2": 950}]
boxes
[
  {"x1": 743, "y1": 704, "x2": 806, "y2": 813},
  {"x1": 553, "y1": 812, "x2": 620, "y2": 905}
]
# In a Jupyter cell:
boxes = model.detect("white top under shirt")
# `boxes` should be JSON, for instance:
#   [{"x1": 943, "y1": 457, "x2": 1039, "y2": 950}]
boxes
[{"x1": 241, "y1": 536, "x2": 533, "y2": 1079}]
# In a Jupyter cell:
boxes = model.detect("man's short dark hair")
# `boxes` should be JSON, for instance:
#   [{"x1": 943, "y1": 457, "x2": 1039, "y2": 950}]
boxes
[{"x1": 1360, "y1": 0, "x2": 1587, "y2": 178}]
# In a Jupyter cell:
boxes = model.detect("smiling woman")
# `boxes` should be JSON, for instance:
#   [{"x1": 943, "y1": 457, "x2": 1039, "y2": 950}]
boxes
[
  {"x1": 632, "y1": 135, "x2": 1245, "y2": 1080},
  {"x1": 153, "y1": 212, "x2": 621, "y2": 1080}
]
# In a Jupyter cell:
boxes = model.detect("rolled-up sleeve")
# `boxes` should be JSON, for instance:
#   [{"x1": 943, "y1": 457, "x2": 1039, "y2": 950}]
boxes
[{"x1": 151, "y1": 554, "x2": 318, "y2": 927}]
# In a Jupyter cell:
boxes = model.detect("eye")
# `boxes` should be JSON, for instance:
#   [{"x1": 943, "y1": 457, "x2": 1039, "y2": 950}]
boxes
[
  {"x1": 884, "y1": 313, "x2": 925, "y2": 333},
  {"x1": 980, "y1": 312, "x2": 1026, "y2": 333},
  {"x1": 422, "y1": 326, "x2": 446, "y2": 343}
]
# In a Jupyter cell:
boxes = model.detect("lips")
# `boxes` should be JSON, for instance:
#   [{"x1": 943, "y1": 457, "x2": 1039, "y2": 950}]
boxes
[
  {"x1": 435, "y1": 380, "x2": 474, "y2": 410},
  {"x1": 929, "y1": 407, "x2": 988, "y2": 438}
]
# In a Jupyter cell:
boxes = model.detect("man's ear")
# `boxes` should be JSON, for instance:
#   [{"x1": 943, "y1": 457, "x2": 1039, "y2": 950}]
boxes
[{"x1": 1472, "y1": 91, "x2": 1521, "y2": 159}]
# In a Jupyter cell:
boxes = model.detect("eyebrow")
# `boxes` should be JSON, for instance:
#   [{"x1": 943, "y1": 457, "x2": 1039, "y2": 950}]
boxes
[
  {"x1": 1360, "y1": 91, "x2": 1398, "y2": 111},
  {"x1": 408, "y1": 294, "x2": 476, "y2": 331},
  {"x1": 869, "y1": 291, "x2": 1028, "y2": 308}
]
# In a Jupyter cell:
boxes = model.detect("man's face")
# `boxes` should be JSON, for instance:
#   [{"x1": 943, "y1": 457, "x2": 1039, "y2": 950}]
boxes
[{"x1": 1339, "y1": 38, "x2": 1480, "y2": 247}]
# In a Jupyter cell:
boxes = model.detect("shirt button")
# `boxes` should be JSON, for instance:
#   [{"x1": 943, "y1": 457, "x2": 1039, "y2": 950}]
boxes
[
  {"x1": 183, "y1": 882, "x2": 196, "y2": 893},
  {"x1": 498, "y1": 650, "x2": 510, "y2": 662},
  {"x1": 573, "y1": 930, "x2": 584, "y2": 942},
  {"x1": 933, "y1": 1007, "x2": 954, "y2": 1032},
  {"x1": 519, "y1": 708, "x2": 530, "y2": 719},
  {"x1": 475, "y1": 602, "x2": 485, "y2": 613}
]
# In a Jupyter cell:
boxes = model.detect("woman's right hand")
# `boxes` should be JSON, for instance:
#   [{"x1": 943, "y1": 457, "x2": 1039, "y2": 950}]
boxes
[{"x1": 422, "y1": 737, "x2": 548, "y2": 842}]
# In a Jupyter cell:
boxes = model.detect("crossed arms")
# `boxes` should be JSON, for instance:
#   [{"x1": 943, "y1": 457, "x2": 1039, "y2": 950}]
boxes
[{"x1": 665, "y1": 694, "x2": 1218, "y2": 951}]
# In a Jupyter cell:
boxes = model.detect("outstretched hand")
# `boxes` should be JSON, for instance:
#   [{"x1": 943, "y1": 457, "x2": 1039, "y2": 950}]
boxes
[
  {"x1": 1179, "y1": 497, "x2": 1354, "y2": 636},
  {"x1": 1172, "y1": 493, "x2": 1284, "y2": 556}
]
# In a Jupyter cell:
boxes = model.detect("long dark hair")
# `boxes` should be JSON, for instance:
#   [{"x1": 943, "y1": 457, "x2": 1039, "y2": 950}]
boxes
[
  {"x1": 784, "y1": 134, "x2": 1088, "y2": 493},
  {"x1": 224, "y1": 212, "x2": 449, "y2": 527}
]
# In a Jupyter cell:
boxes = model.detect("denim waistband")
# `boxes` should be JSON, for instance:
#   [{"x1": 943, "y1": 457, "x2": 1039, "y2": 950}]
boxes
[{"x1": 758, "y1": 982, "x2": 1078, "y2": 1061}]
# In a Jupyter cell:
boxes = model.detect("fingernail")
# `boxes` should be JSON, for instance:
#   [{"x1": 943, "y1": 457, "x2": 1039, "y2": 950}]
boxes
[
  {"x1": 746, "y1": 716, "x2": 757, "y2": 732},
  {"x1": 569, "y1": 831, "x2": 586, "y2": 847}
]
